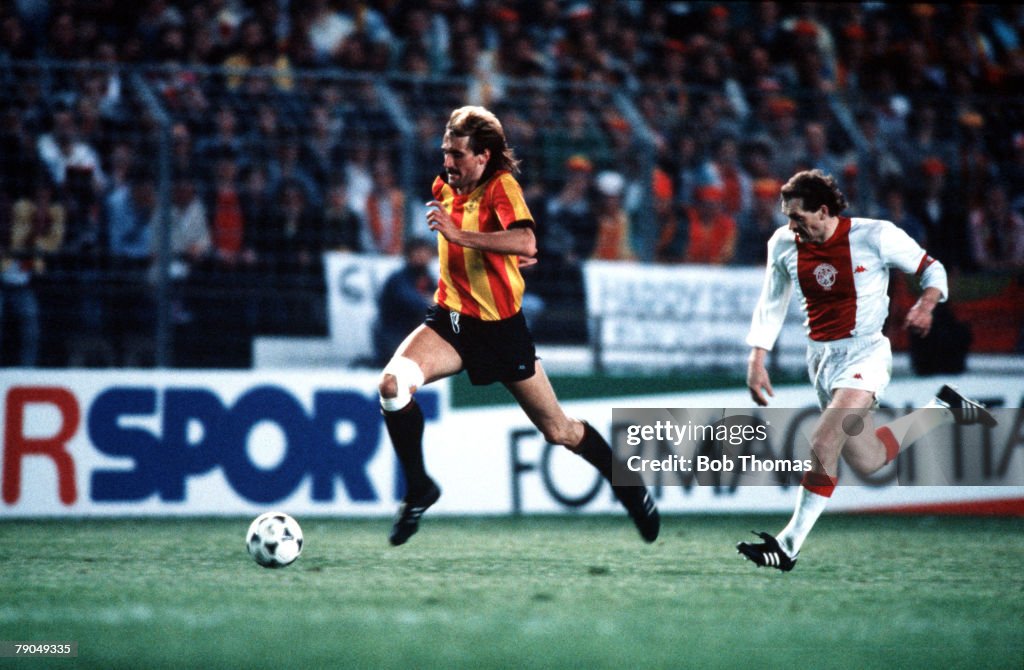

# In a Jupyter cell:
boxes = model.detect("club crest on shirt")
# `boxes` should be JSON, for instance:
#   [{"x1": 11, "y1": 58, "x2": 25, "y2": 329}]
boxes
[{"x1": 813, "y1": 263, "x2": 838, "y2": 290}]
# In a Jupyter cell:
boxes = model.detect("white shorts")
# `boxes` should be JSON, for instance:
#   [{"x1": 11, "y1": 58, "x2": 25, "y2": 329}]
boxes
[{"x1": 805, "y1": 334, "x2": 892, "y2": 410}]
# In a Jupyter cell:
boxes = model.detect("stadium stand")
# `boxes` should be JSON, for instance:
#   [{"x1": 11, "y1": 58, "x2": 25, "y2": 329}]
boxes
[{"x1": 0, "y1": 1, "x2": 1021, "y2": 367}]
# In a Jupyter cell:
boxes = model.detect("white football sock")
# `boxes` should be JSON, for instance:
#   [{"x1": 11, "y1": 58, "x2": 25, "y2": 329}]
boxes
[{"x1": 777, "y1": 486, "x2": 831, "y2": 557}]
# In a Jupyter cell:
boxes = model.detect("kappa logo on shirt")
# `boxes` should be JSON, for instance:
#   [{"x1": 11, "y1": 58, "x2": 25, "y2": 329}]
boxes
[
  {"x1": 854, "y1": 265, "x2": 867, "y2": 273},
  {"x1": 853, "y1": 373, "x2": 863, "y2": 380}
]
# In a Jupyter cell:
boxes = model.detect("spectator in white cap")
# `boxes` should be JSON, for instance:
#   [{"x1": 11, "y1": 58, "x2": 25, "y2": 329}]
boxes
[{"x1": 591, "y1": 170, "x2": 636, "y2": 261}]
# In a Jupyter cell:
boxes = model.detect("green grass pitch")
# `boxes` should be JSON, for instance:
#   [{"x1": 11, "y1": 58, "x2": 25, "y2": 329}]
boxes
[{"x1": 1, "y1": 515, "x2": 1021, "y2": 669}]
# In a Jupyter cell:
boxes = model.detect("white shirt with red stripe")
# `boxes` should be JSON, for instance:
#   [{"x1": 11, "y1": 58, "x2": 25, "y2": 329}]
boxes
[{"x1": 747, "y1": 216, "x2": 948, "y2": 350}]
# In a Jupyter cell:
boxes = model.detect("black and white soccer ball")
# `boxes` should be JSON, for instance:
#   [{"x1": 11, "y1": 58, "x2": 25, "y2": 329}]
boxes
[{"x1": 246, "y1": 512, "x2": 303, "y2": 568}]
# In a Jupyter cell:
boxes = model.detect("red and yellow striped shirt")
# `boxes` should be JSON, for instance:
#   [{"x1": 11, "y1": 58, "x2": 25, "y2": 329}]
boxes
[{"x1": 431, "y1": 170, "x2": 534, "y2": 321}]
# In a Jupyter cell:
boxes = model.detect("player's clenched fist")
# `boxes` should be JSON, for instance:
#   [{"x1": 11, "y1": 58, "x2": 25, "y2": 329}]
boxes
[{"x1": 425, "y1": 200, "x2": 459, "y2": 242}]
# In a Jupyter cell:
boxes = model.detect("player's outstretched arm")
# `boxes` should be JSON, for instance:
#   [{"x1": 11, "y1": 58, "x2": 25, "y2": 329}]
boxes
[{"x1": 747, "y1": 347, "x2": 774, "y2": 407}]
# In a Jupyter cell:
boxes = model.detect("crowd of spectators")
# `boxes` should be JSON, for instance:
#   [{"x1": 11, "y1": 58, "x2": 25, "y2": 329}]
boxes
[{"x1": 1, "y1": 1, "x2": 1022, "y2": 364}]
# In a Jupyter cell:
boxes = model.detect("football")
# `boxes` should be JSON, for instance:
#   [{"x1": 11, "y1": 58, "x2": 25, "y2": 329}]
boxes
[{"x1": 246, "y1": 512, "x2": 304, "y2": 568}]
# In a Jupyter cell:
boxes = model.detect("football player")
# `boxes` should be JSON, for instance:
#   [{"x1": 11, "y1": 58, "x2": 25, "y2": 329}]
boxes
[
  {"x1": 378, "y1": 106, "x2": 659, "y2": 546},
  {"x1": 738, "y1": 169, "x2": 995, "y2": 571}
]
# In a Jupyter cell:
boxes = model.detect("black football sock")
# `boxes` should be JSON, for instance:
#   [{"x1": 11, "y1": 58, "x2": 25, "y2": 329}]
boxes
[
  {"x1": 383, "y1": 399, "x2": 431, "y2": 499},
  {"x1": 577, "y1": 422, "x2": 643, "y2": 488},
  {"x1": 577, "y1": 422, "x2": 613, "y2": 479}
]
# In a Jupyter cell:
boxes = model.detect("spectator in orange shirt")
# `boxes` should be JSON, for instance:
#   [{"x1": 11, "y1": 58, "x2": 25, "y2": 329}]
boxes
[
  {"x1": 685, "y1": 184, "x2": 736, "y2": 264},
  {"x1": 365, "y1": 156, "x2": 405, "y2": 255},
  {"x1": 208, "y1": 152, "x2": 246, "y2": 265}
]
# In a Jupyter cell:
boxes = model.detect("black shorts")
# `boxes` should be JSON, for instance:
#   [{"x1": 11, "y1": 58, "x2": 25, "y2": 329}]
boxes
[{"x1": 424, "y1": 304, "x2": 537, "y2": 386}]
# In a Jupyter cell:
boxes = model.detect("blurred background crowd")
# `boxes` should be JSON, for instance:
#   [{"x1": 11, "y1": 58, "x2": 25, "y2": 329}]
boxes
[{"x1": 1, "y1": 1, "x2": 1022, "y2": 368}]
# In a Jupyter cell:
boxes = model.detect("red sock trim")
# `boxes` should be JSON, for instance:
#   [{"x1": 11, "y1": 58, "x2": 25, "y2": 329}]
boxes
[
  {"x1": 801, "y1": 471, "x2": 837, "y2": 498},
  {"x1": 876, "y1": 426, "x2": 900, "y2": 464}
]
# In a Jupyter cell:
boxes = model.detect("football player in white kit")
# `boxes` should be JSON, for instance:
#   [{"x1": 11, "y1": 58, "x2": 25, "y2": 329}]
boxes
[{"x1": 737, "y1": 169, "x2": 996, "y2": 572}]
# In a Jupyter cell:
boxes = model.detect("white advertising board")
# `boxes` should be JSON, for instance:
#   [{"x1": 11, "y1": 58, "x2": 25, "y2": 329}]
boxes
[
  {"x1": 2, "y1": 370, "x2": 1021, "y2": 517},
  {"x1": 0, "y1": 370, "x2": 446, "y2": 517},
  {"x1": 582, "y1": 261, "x2": 807, "y2": 371},
  {"x1": 323, "y1": 252, "x2": 403, "y2": 364}
]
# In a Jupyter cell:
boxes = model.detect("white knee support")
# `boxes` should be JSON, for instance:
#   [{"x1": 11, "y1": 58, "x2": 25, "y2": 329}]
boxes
[{"x1": 380, "y1": 355, "x2": 426, "y2": 412}]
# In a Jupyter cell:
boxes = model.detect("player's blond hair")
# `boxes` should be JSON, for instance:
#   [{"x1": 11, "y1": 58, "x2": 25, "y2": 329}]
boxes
[{"x1": 445, "y1": 106, "x2": 520, "y2": 175}]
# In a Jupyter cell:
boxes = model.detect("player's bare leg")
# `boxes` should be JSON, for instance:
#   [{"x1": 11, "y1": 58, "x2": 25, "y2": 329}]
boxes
[
  {"x1": 379, "y1": 326, "x2": 462, "y2": 546},
  {"x1": 503, "y1": 361, "x2": 583, "y2": 448},
  {"x1": 381, "y1": 324, "x2": 464, "y2": 394},
  {"x1": 842, "y1": 386, "x2": 997, "y2": 477},
  {"x1": 739, "y1": 385, "x2": 997, "y2": 569},
  {"x1": 836, "y1": 410, "x2": 886, "y2": 476},
  {"x1": 781, "y1": 390, "x2": 872, "y2": 556},
  {"x1": 739, "y1": 388, "x2": 873, "y2": 570},
  {"x1": 504, "y1": 363, "x2": 660, "y2": 542},
  {"x1": 808, "y1": 389, "x2": 877, "y2": 477}
]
